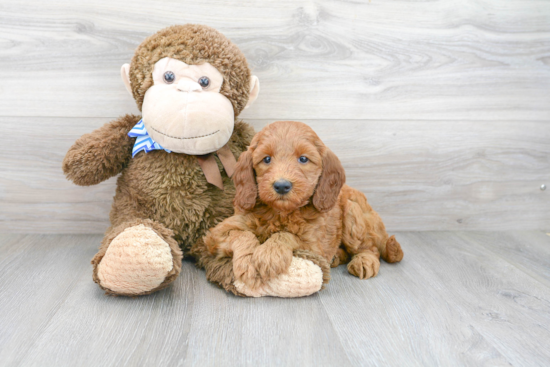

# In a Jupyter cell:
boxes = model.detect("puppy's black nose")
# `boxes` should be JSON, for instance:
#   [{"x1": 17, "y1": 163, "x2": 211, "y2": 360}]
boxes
[{"x1": 273, "y1": 180, "x2": 292, "y2": 195}]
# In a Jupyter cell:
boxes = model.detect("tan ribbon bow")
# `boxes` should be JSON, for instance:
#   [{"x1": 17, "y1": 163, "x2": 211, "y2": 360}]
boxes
[{"x1": 196, "y1": 144, "x2": 236, "y2": 190}]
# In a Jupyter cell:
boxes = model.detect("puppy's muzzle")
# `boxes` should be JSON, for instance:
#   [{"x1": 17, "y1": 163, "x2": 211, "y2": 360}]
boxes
[{"x1": 273, "y1": 179, "x2": 292, "y2": 195}]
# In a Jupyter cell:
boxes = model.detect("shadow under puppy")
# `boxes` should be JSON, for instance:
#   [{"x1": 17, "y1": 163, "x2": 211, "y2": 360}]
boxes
[{"x1": 194, "y1": 121, "x2": 403, "y2": 297}]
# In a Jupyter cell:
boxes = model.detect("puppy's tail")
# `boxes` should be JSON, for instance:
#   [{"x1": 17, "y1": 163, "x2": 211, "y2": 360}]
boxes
[{"x1": 379, "y1": 235, "x2": 403, "y2": 263}]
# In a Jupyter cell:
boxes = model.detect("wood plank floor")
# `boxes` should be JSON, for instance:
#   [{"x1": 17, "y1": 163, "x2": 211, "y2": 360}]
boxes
[{"x1": 1, "y1": 231, "x2": 549, "y2": 367}]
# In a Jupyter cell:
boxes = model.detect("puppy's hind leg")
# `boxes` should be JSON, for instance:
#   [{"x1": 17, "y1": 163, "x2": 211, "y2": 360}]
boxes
[{"x1": 340, "y1": 187, "x2": 403, "y2": 279}]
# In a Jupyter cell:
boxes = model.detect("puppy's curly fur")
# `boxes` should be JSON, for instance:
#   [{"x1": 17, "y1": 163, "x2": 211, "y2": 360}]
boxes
[{"x1": 195, "y1": 121, "x2": 403, "y2": 291}]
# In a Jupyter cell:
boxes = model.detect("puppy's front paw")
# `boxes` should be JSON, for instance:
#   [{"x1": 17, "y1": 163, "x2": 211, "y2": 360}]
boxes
[
  {"x1": 233, "y1": 255, "x2": 262, "y2": 289},
  {"x1": 252, "y1": 243, "x2": 293, "y2": 281},
  {"x1": 347, "y1": 252, "x2": 380, "y2": 279}
]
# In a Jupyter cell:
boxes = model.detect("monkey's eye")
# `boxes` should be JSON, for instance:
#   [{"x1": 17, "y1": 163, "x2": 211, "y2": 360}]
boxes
[
  {"x1": 198, "y1": 76, "x2": 210, "y2": 88},
  {"x1": 163, "y1": 71, "x2": 175, "y2": 84},
  {"x1": 299, "y1": 156, "x2": 309, "y2": 164},
  {"x1": 263, "y1": 156, "x2": 271, "y2": 164}
]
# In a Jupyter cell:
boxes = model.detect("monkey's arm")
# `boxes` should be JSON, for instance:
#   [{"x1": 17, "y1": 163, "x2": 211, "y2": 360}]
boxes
[{"x1": 62, "y1": 114, "x2": 140, "y2": 186}]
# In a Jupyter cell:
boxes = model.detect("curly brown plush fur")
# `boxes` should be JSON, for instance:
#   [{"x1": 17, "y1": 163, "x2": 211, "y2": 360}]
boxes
[
  {"x1": 63, "y1": 25, "x2": 257, "y2": 296},
  {"x1": 64, "y1": 113, "x2": 254, "y2": 245}
]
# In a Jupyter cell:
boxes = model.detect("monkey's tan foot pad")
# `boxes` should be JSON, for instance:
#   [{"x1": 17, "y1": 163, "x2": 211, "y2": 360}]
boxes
[
  {"x1": 234, "y1": 257, "x2": 324, "y2": 298},
  {"x1": 96, "y1": 224, "x2": 174, "y2": 295}
]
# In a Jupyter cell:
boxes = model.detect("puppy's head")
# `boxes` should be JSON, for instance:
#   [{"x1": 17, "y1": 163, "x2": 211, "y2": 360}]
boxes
[{"x1": 233, "y1": 121, "x2": 345, "y2": 213}]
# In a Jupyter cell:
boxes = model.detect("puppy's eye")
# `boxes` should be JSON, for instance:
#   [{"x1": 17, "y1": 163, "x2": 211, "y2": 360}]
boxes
[
  {"x1": 263, "y1": 156, "x2": 271, "y2": 164},
  {"x1": 163, "y1": 71, "x2": 175, "y2": 84},
  {"x1": 198, "y1": 76, "x2": 210, "y2": 88},
  {"x1": 299, "y1": 156, "x2": 309, "y2": 164}
]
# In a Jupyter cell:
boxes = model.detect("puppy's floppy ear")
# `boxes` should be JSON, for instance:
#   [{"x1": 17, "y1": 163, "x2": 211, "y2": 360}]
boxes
[
  {"x1": 312, "y1": 148, "x2": 346, "y2": 212},
  {"x1": 233, "y1": 148, "x2": 257, "y2": 211}
]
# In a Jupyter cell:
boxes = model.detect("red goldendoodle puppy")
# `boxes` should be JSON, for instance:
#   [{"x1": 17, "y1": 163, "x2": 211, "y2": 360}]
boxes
[{"x1": 202, "y1": 120, "x2": 403, "y2": 290}]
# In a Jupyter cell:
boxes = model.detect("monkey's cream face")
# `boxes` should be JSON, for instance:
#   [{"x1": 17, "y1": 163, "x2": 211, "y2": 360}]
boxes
[{"x1": 141, "y1": 57, "x2": 235, "y2": 155}]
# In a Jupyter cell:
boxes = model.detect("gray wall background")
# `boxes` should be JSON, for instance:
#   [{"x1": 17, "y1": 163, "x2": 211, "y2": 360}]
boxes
[{"x1": 1, "y1": 0, "x2": 549, "y2": 233}]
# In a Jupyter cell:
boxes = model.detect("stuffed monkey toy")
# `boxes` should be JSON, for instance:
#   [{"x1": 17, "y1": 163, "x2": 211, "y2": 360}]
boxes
[{"x1": 63, "y1": 25, "x2": 328, "y2": 297}]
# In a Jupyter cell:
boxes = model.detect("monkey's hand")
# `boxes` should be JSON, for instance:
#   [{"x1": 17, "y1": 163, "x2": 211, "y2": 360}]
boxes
[{"x1": 62, "y1": 114, "x2": 140, "y2": 186}]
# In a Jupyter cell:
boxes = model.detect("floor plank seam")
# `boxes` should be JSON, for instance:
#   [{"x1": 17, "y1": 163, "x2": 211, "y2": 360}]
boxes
[
  {"x1": 456, "y1": 232, "x2": 550, "y2": 292},
  {"x1": 315, "y1": 293, "x2": 355, "y2": 367},
  {"x1": 15, "y1": 245, "x2": 94, "y2": 366}
]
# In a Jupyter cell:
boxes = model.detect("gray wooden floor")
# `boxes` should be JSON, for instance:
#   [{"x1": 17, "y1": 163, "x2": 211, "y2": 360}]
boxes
[{"x1": 1, "y1": 231, "x2": 550, "y2": 367}]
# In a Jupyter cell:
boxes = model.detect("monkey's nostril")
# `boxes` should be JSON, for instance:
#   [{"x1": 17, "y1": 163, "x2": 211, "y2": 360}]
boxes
[
  {"x1": 273, "y1": 180, "x2": 292, "y2": 195},
  {"x1": 177, "y1": 80, "x2": 202, "y2": 92}
]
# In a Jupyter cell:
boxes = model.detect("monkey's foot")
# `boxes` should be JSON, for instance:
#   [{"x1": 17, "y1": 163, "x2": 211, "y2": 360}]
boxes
[
  {"x1": 234, "y1": 251, "x2": 331, "y2": 298},
  {"x1": 95, "y1": 224, "x2": 176, "y2": 296}
]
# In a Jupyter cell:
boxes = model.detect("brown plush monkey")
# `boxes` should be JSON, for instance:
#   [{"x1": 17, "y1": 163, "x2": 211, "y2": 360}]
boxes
[{"x1": 63, "y1": 25, "x2": 327, "y2": 297}]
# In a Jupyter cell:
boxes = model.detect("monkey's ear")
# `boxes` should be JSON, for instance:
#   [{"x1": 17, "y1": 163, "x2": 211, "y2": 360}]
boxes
[
  {"x1": 244, "y1": 76, "x2": 260, "y2": 109},
  {"x1": 120, "y1": 64, "x2": 133, "y2": 96}
]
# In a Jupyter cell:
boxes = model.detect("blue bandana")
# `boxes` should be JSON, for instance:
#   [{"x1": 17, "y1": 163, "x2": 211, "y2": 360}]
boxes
[{"x1": 128, "y1": 119, "x2": 171, "y2": 157}]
